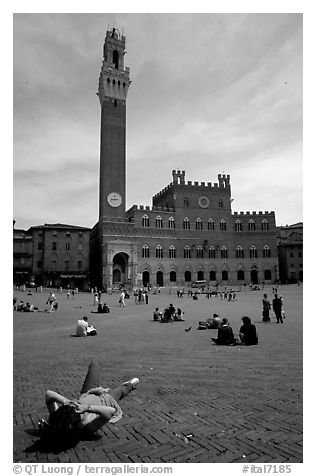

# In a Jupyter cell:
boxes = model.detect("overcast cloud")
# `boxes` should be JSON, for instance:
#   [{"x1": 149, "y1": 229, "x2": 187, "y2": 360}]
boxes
[{"x1": 13, "y1": 13, "x2": 302, "y2": 229}]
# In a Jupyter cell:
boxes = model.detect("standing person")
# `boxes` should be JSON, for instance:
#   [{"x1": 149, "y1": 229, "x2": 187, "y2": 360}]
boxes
[
  {"x1": 262, "y1": 293, "x2": 271, "y2": 322},
  {"x1": 67, "y1": 290, "x2": 70, "y2": 300},
  {"x1": 145, "y1": 292, "x2": 149, "y2": 305},
  {"x1": 93, "y1": 292, "x2": 99, "y2": 306},
  {"x1": 119, "y1": 290, "x2": 126, "y2": 307},
  {"x1": 272, "y1": 294, "x2": 283, "y2": 323},
  {"x1": 239, "y1": 316, "x2": 258, "y2": 345},
  {"x1": 40, "y1": 360, "x2": 139, "y2": 446},
  {"x1": 71, "y1": 289, "x2": 75, "y2": 298}
]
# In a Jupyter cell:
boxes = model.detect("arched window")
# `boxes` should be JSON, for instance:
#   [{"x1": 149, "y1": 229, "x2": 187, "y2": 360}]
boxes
[
  {"x1": 170, "y1": 271, "x2": 177, "y2": 283},
  {"x1": 221, "y1": 246, "x2": 228, "y2": 259},
  {"x1": 208, "y1": 219, "x2": 215, "y2": 231},
  {"x1": 248, "y1": 219, "x2": 256, "y2": 231},
  {"x1": 168, "y1": 217, "x2": 175, "y2": 229},
  {"x1": 261, "y1": 219, "x2": 269, "y2": 231},
  {"x1": 155, "y1": 216, "x2": 163, "y2": 228},
  {"x1": 196, "y1": 218, "x2": 203, "y2": 230},
  {"x1": 156, "y1": 245, "x2": 163, "y2": 259},
  {"x1": 236, "y1": 246, "x2": 244, "y2": 259},
  {"x1": 209, "y1": 246, "x2": 216, "y2": 259},
  {"x1": 237, "y1": 269, "x2": 245, "y2": 281},
  {"x1": 184, "y1": 197, "x2": 189, "y2": 207},
  {"x1": 196, "y1": 246, "x2": 203, "y2": 258},
  {"x1": 209, "y1": 270, "x2": 216, "y2": 281},
  {"x1": 249, "y1": 245, "x2": 257, "y2": 258},
  {"x1": 142, "y1": 244, "x2": 149, "y2": 258},
  {"x1": 183, "y1": 218, "x2": 190, "y2": 230},
  {"x1": 169, "y1": 245, "x2": 176, "y2": 259},
  {"x1": 263, "y1": 245, "x2": 271, "y2": 258},
  {"x1": 219, "y1": 219, "x2": 227, "y2": 231},
  {"x1": 218, "y1": 199, "x2": 223, "y2": 208},
  {"x1": 222, "y1": 270, "x2": 228, "y2": 280},
  {"x1": 142, "y1": 215, "x2": 150, "y2": 228},
  {"x1": 184, "y1": 246, "x2": 191, "y2": 259},
  {"x1": 112, "y1": 50, "x2": 119, "y2": 69},
  {"x1": 235, "y1": 220, "x2": 242, "y2": 232}
]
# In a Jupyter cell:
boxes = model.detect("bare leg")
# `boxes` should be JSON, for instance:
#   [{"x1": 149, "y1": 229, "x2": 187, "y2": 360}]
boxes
[{"x1": 80, "y1": 359, "x2": 100, "y2": 394}]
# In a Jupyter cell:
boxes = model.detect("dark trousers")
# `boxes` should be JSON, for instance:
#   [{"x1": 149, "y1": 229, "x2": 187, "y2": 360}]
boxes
[
  {"x1": 274, "y1": 311, "x2": 283, "y2": 323},
  {"x1": 80, "y1": 359, "x2": 133, "y2": 402}
]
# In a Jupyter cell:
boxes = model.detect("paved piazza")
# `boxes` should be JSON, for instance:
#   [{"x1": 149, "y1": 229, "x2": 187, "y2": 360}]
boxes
[{"x1": 13, "y1": 285, "x2": 303, "y2": 463}]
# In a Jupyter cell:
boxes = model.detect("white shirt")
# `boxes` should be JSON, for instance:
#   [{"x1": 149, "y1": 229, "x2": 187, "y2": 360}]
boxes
[{"x1": 76, "y1": 319, "x2": 88, "y2": 337}]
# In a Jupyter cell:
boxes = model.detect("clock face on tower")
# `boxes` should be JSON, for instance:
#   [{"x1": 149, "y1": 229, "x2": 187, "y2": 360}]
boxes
[
  {"x1": 198, "y1": 196, "x2": 210, "y2": 208},
  {"x1": 107, "y1": 192, "x2": 122, "y2": 207}
]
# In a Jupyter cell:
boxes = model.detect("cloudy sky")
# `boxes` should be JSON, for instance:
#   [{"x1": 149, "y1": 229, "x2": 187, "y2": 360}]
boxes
[{"x1": 13, "y1": 13, "x2": 302, "y2": 230}]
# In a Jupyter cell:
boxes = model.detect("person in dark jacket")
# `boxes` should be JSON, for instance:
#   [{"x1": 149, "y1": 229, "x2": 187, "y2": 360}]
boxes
[
  {"x1": 239, "y1": 316, "x2": 258, "y2": 345},
  {"x1": 272, "y1": 294, "x2": 283, "y2": 323},
  {"x1": 211, "y1": 318, "x2": 236, "y2": 345}
]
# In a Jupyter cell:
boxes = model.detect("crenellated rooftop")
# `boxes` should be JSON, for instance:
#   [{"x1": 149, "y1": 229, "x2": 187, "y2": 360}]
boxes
[
  {"x1": 233, "y1": 211, "x2": 275, "y2": 216},
  {"x1": 152, "y1": 171, "x2": 231, "y2": 201}
]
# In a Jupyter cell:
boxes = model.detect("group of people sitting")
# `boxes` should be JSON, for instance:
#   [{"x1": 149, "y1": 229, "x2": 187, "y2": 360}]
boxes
[
  {"x1": 91, "y1": 303, "x2": 110, "y2": 314},
  {"x1": 14, "y1": 298, "x2": 58, "y2": 313},
  {"x1": 153, "y1": 304, "x2": 185, "y2": 323},
  {"x1": 211, "y1": 316, "x2": 258, "y2": 346}
]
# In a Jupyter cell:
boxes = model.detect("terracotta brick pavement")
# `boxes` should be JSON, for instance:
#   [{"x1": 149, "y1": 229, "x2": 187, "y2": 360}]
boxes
[{"x1": 13, "y1": 284, "x2": 303, "y2": 463}]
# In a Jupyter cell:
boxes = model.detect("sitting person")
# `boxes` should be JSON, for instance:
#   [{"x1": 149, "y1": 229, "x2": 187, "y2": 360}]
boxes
[
  {"x1": 39, "y1": 359, "x2": 139, "y2": 447},
  {"x1": 153, "y1": 307, "x2": 162, "y2": 321},
  {"x1": 97, "y1": 303, "x2": 103, "y2": 313},
  {"x1": 162, "y1": 307, "x2": 173, "y2": 323},
  {"x1": 23, "y1": 302, "x2": 35, "y2": 312},
  {"x1": 211, "y1": 318, "x2": 236, "y2": 345},
  {"x1": 86, "y1": 324, "x2": 97, "y2": 336},
  {"x1": 192, "y1": 292, "x2": 198, "y2": 300},
  {"x1": 169, "y1": 304, "x2": 176, "y2": 318},
  {"x1": 17, "y1": 300, "x2": 25, "y2": 311},
  {"x1": 239, "y1": 316, "x2": 258, "y2": 346},
  {"x1": 76, "y1": 316, "x2": 89, "y2": 337},
  {"x1": 174, "y1": 308, "x2": 185, "y2": 321},
  {"x1": 207, "y1": 313, "x2": 221, "y2": 329},
  {"x1": 102, "y1": 303, "x2": 110, "y2": 313}
]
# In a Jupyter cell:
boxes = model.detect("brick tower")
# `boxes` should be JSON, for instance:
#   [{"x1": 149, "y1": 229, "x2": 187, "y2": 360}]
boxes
[{"x1": 97, "y1": 28, "x2": 130, "y2": 221}]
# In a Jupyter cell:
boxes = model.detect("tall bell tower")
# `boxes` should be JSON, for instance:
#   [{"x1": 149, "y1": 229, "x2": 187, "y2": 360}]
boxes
[{"x1": 97, "y1": 28, "x2": 130, "y2": 221}]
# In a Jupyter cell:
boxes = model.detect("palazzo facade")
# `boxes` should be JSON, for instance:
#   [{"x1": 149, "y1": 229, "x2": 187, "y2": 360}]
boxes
[{"x1": 90, "y1": 28, "x2": 278, "y2": 291}]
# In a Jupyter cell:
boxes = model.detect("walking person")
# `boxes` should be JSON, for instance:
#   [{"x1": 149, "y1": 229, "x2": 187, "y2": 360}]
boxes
[
  {"x1": 272, "y1": 294, "x2": 283, "y2": 323},
  {"x1": 262, "y1": 293, "x2": 271, "y2": 322},
  {"x1": 119, "y1": 290, "x2": 126, "y2": 307}
]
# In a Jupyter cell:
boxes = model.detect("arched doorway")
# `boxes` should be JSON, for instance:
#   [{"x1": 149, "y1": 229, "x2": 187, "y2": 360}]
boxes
[
  {"x1": 237, "y1": 269, "x2": 244, "y2": 281},
  {"x1": 197, "y1": 270, "x2": 204, "y2": 280},
  {"x1": 156, "y1": 271, "x2": 164, "y2": 287},
  {"x1": 251, "y1": 269, "x2": 258, "y2": 284},
  {"x1": 142, "y1": 271, "x2": 150, "y2": 287},
  {"x1": 112, "y1": 252, "x2": 129, "y2": 285},
  {"x1": 209, "y1": 270, "x2": 216, "y2": 281},
  {"x1": 113, "y1": 269, "x2": 121, "y2": 283},
  {"x1": 184, "y1": 270, "x2": 191, "y2": 282},
  {"x1": 222, "y1": 270, "x2": 228, "y2": 281}
]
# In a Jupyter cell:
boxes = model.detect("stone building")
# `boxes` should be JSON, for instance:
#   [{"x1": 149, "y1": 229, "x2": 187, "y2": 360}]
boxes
[
  {"x1": 90, "y1": 28, "x2": 279, "y2": 291},
  {"x1": 277, "y1": 222, "x2": 303, "y2": 283},
  {"x1": 13, "y1": 223, "x2": 90, "y2": 289},
  {"x1": 13, "y1": 221, "x2": 33, "y2": 285}
]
